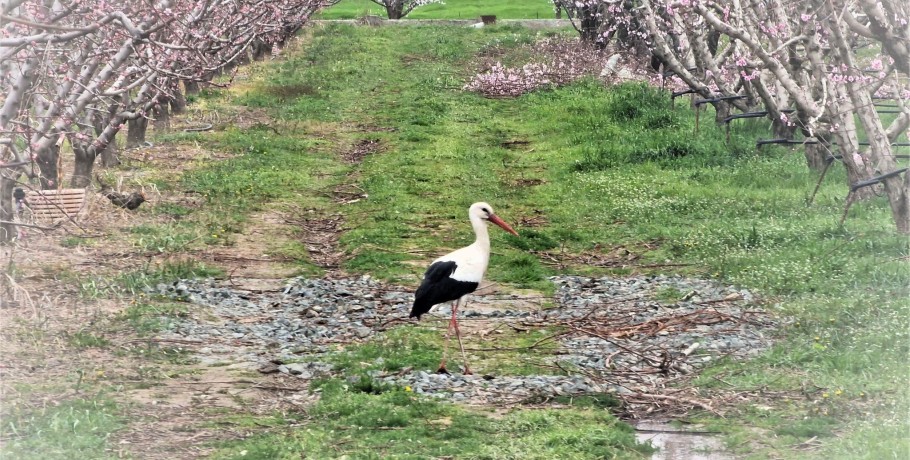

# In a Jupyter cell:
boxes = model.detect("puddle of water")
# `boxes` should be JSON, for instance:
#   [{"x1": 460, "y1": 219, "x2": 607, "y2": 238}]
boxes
[{"x1": 635, "y1": 421, "x2": 733, "y2": 460}]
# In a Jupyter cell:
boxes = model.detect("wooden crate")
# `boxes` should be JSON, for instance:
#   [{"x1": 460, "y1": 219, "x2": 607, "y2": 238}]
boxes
[{"x1": 21, "y1": 188, "x2": 87, "y2": 219}]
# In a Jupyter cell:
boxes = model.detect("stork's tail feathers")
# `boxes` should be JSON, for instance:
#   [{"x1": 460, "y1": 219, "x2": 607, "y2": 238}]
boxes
[{"x1": 409, "y1": 301, "x2": 429, "y2": 320}]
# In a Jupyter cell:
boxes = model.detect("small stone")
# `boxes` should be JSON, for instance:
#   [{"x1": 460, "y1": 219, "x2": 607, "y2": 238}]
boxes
[
  {"x1": 258, "y1": 363, "x2": 281, "y2": 374},
  {"x1": 283, "y1": 363, "x2": 308, "y2": 375},
  {"x1": 295, "y1": 370, "x2": 313, "y2": 379}
]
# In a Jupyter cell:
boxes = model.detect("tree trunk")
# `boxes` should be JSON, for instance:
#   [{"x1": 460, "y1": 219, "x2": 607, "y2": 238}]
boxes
[
  {"x1": 386, "y1": 1, "x2": 403, "y2": 19},
  {"x1": 650, "y1": 53, "x2": 667, "y2": 73},
  {"x1": 706, "y1": 30, "x2": 720, "y2": 56},
  {"x1": 100, "y1": 140, "x2": 120, "y2": 168},
  {"x1": 834, "y1": 145, "x2": 877, "y2": 201},
  {"x1": 222, "y1": 57, "x2": 238, "y2": 74},
  {"x1": 36, "y1": 144, "x2": 61, "y2": 190},
  {"x1": 184, "y1": 80, "x2": 201, "y2": 96},
  {"x1": 713, "y1": 101, "x2": 730, "y2": 125},
  {"x1": 0, "y1": 171, "x2": 18, "y2": 243},
  {"x1": 252, "y1": 41, "x2": 269, "y2": 61},
  {"x1": 93, "y1": 99, "x2": 122, "y2": 167},
  {"x1": 771, "y1": 119, "x2": 796, "y2": 140},
  {"x1": 96, "y1": 121, "x2": 118, "y2": 168},
  {"x1": 803, "y1": 143, "x2": 829, "y2": 172},
  {"x1": 579, "y1": 5, "x2": 598, "y2": 43},
  {"x1": 880, "y1": 173, "x2": 910, "y2": 234},
  {"x1": 153, "y1": 99, "x2": 170, "y2": 133},
  {"x1": 127, "y1": 117, "x2": 148, "y2": 149},
  {"x1": 828, "y1": 86, "x2": 877, "y2": 200},
  {"x1": 799, "y1": 126, "x2": 828, "y2": 172},
  {"x1": 171, "y1": 88, "x2": 187, "y2": 114},
  {"x1": 71, "y1": 143, "x2": 96, "y2": 188},
  {"x1": 876, "y1": 160, "x2": 910, "y2": 235},
  {"x1": 237, "y1": 48, "x2": 251, "y2": 65}
]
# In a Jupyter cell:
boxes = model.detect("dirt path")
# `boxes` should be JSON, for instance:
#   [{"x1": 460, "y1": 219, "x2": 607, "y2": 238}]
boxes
[{"x1": 0, "y1": 133, "x2": 325, "y2": 459}]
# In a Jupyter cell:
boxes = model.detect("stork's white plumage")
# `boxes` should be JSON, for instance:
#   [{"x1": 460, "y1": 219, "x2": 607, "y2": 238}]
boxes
[{"x1": 411, "y1": 202, "x2": 519, "y2": 374}]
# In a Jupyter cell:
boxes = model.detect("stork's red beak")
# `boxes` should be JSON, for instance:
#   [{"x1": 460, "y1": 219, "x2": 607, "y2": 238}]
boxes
[{"x1": 489, "y1": 214, "x2": 519, "y2": 236}]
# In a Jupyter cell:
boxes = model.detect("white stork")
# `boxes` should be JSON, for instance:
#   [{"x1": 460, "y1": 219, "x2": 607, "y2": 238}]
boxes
[{"x1": 410, "y1": 202, "x2": 519, "y2": 375}]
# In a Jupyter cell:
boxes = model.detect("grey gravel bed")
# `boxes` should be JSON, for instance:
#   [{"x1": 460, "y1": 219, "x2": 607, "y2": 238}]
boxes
[{"x1": 153, "y1": 274, "x2": 777, "y2": 404}]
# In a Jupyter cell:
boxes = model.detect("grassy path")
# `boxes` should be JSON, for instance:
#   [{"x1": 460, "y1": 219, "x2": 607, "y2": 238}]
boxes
[
  {"x1": 2, "y1": 23, "x2": 907, "y2": 460},
  {"x1": 318, "y1": 0, "x2": 557, "y2": 20},
  {"x1": 177, "y1": 24, "x2": 908, "y2": 458}
]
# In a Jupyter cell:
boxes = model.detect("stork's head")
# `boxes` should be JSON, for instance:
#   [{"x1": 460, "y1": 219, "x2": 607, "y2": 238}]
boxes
[{"x1": 470, "y1": 202, "x2": 519, "y2": 236}]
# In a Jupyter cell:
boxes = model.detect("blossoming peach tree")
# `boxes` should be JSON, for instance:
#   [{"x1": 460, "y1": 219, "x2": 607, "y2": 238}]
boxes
[
  {"x1": 464, "y1": 38, "x2": 621, "y2": 97},
  {"x1": 549, "y1": 0, "x2": 908, "y2": 232},
  {"x1": 368, "y1": 0, "x2": 443, "y2": 20},
  {"x1": 0, "y1": 0, "x2": 328, "y2": 241}
]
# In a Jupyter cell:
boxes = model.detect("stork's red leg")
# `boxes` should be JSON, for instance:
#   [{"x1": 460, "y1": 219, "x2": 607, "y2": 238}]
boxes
[
  {"x1": 452, "y1": 297, "x2": 472, "y2": 375},
  {"x1": 437, "y1": 302, "x2": 457, "y2": 374}
]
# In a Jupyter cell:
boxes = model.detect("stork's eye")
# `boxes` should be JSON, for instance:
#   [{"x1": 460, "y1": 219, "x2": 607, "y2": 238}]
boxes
[{"x1": 482, "y1": 207, "x2": 491, "y2": 215}]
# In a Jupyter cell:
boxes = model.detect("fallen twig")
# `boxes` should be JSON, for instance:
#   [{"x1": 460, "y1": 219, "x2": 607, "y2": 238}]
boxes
[
  {"x1": 627, "y1": 391, "x2": 721, "y2": 415},
  {"x1": 0, "y1": 219, "x2": 62, "y2": 231},
  {"x1": 252, "y1": 384, "x2": 307, "y2": 392},
  {"x1": 177, "y1": 380, "x2": 258, "y2": 385},
  {"x1": 121, "y1": 338, "x2": 205, "y2": 346},
  {"x1": 465, "y1": 329, "x2": 570, "y2": 352}
]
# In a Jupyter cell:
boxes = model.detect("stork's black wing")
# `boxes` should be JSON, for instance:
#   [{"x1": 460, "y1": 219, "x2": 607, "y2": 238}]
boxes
[{"x1": 410, "y1": 261, "x2": 478, "y2": 319}]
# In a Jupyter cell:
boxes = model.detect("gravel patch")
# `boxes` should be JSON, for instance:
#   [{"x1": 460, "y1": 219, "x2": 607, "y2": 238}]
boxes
[
  {"x1": 153, "y1": 274, "x2": 777, "y2": 406},
  {"x1": 547, "y1": 275, "x2": 774, "y2": 384},
  {"x1": 155, "y1": 276, "x2": 404, "y2": 365}
]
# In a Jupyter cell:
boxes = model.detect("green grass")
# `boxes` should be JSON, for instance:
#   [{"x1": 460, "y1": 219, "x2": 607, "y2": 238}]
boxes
[
  {"x1": 153, "y1": 202, "x2": 194, "y2": 218},
  {"x1": 473, "y1": 327, "x2": 564, "y2": 375},
  {"x1": 319, "y1": 0, "x2": 558, "y2": 20},
  {"x1": 319, "y1": 324, "x2": 564, "y2": 378},
  {"x1": 130, "y1": 223, "x2": 200, "y2": 253},
  {"x1": 76, "y1": 260, "x2": 223, "y2": 298},
  {"x1": 319, "y1": 326, "x2": 445, "y2": 374},
  {"x1": 153, "y1": 23, "x2": 907, "y2": 458},
  {"x1": 209, "y1": 384, "x2": 653, "y2": 459},
  {"x1": 60, "y1": 236, "x2": 97, "y2": 248},
  {"x1": 66, "y1": 331, "x2": 111, "y2": 349},
  {"x1": 116, "y1": 301, "x2": 189, "y2": 336},
  {"x1": 0, "y1": 396, "x2": 123, "y2": 460}
]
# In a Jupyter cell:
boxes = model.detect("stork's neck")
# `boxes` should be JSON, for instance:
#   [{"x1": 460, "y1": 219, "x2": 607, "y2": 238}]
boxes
[{"x1": 470, "y1": 213, "x2": 490, "y2": 250}]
